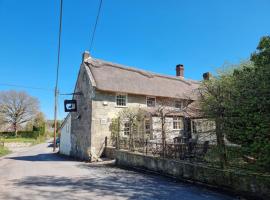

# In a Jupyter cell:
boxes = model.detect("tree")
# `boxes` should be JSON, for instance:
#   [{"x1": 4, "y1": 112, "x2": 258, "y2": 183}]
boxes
[
  {"x1": 199, "y1": 36, "x2": 270, "y2": 169},
  {"x1": 0, "y1": 90, "x2": 39, "y2": 136},
  {"x1": 25, "y1": 112, "x2": 46, "y2": 135},
  {"x1": 198, "y1": 73, "x2": 234, "y2": 168},
  {"x1": 225, "y1": 36, "x2": 270, "y2": 168},
  {"x1": 117, "y1": 107, "x2": 146, "y2": 150}
]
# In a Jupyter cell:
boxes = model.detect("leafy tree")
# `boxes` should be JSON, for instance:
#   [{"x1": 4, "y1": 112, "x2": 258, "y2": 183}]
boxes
[
  {"x1": 25, "y1": 112, "x2": 46, "y2": 135},
  {"x1": 116, "y1": 107, "x2": 146, "y2": 150},
  {"x1": 0, "y1": 90, "x2": 39, "y2": 136},
  {"x1": 198, "y1": 72, "x2": 234, "y2": 168},
  {"x1": 199, "y1": 36, "x2": 270, "y2": 169},
  {"x1": 225, "y1": 36, "x2": 270, "y2": 168}
]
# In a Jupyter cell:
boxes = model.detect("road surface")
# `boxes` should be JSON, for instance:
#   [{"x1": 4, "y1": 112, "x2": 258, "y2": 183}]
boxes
[{"x1": 0, "y1": 142, "x2": 238, "y2": 200}]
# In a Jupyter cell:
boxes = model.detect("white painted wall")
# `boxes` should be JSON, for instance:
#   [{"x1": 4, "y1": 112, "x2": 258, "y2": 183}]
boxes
[{"x1": 60, "y1": 114, "x2": 71, "y2": 156}]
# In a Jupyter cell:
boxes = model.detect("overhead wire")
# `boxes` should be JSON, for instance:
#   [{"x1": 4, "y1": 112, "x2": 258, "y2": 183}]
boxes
[{"x1": 89, "y1": 0, "x2": 103, "y2": 51}]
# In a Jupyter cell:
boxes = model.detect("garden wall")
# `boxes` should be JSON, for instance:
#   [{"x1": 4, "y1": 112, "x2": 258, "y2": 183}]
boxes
[
  {"x1": 114, "y1": 149, "x2": 270, "y2": 200},
  {"x1": 103, "y1": 146, "x2": 116, "y2": 159}
]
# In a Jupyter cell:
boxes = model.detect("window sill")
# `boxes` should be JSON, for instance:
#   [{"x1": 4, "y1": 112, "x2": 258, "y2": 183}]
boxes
[{"x1": 115, "y1": 105, "x2": 128, "y2": 108}]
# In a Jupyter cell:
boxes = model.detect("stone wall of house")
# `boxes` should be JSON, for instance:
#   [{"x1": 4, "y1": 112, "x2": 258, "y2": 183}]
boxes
[
  {"x1": 152, "y1": 116, "x2": 184, "y2": 142},
  {"x1": 70, "y1": 63, "x2": 93, "y2": 160},
  {"x1": 91, "y1": 92, "x2": 187, "y2": 158},
  {"x1": 90, "y1": 91, "x2": 148, "y2": 158}
]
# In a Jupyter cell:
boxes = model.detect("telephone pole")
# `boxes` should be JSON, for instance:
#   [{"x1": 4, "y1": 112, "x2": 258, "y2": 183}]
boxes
[{"x1": 53, "y1": 0, "x2": 63, "y2": 152}]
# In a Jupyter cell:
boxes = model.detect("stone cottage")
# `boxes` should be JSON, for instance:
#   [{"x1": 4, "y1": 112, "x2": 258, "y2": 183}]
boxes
[{"x1": 67, "y1": 51, "x2": 213, "y2": 161}]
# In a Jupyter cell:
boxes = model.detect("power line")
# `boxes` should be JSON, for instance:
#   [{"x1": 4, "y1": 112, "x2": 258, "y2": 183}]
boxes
[
  {"x1": 89, "y1": 0, "x2": 103, "y2": 51},
  {"x1": 53, "y1": 0, "x2": 63, "y2": 152},
  {"x1": 0, "y1": 83, "x2": 54, "y2": 91}
]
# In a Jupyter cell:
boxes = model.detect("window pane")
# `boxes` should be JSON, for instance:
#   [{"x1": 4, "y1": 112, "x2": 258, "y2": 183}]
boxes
[
  {"x1": 124, "y1": 122, "x2": 130, "y2": 135},
  {"x1": 145, "y1": 119, "x2": 151, "y2": 133},
  {"x1": 173, "y1": 116, "x2": 183, "y2": 130},
  {"x1": 175, "y1": 101, "x2": 182, "y2": 109},
  {"x1": 116, "y1": 94, "x2": 126, "y2": 106},
  {"x1": 147, "y1": 97, "x2": 155, "y2": 107}
]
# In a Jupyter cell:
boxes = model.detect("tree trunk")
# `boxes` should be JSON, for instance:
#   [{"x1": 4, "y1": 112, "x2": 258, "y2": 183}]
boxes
[
  {"x1": 161, "y1": 117, "x2": 166, "y2": 158},
  {"x1": 14, "y1": 123, "x2": 18, "y2": 137},
  {"x1": 216, "y1": 117, "x2": 228, "y2": 168}
]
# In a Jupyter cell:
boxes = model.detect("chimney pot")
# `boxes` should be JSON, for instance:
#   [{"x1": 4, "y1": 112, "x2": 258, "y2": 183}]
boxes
[
  {"x1": 203, "y1": 72, "x2": 211, "y2": 80},
  {"x1": 82, "y1": 51, "x2": 90, "y2": 63},
  {"x1": 176, "y1": 64, "x2": 184, "y2": 77}
]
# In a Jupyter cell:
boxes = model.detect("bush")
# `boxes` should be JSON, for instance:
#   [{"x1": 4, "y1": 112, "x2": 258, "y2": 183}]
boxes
[{"x1": 0, "y1": 128, "x2": 45, "y2": 139}]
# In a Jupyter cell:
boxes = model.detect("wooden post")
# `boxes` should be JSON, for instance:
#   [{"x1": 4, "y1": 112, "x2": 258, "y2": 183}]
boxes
[
  {"x1": 146, "y1": 138, "x2": 148, "y2": 155},
  {"x1": 105, "y1": 136, "x2": 107, "y2": 148}
]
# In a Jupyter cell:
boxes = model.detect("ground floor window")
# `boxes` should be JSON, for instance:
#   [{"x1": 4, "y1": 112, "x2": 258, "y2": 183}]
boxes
[
  {"x1": 123, "y1": 122, "x2": 130, "y2": 136},
  {"x1": 173, "y1": 116, "x2": 183, "y2": 130}
]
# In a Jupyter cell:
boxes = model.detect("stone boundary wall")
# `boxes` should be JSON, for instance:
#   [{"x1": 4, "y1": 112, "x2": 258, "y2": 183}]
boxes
[
  {"x1": 114, "y1": 149, "x2": 270, "y2": 200},
  {"x1": 103, "y1": 146, "x2": 116, "y2": 159}
]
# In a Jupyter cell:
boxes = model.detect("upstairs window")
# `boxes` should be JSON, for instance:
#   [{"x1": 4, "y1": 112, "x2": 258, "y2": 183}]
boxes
[
  {"x1": 175, "y1": 100, "x2": 183, "y2": 109},
  {"x1": 146, "y1": 97, "x2": 156, "y2": 107},
  {"x1": 173, "y1": 116, "x2": 183, "y2": 130},
  {"x1": 116, "y1": 94, "x2": 127, "y2": 106}
]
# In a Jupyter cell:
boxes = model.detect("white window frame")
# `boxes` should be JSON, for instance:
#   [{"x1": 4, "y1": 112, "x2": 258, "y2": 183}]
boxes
[
  {"x1": 115, "y1": 93, "x2": 127, "y2": 107},
  {"x1": 173, "y1": 116, "x2": 183, "y2": 130},
  {"x1": 146, "y1": 96, "x2": 156, "y2": 107}
]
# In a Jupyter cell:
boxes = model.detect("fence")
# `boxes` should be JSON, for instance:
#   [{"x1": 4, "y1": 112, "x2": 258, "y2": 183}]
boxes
[
  {"x1": 111, "y1": 136, "x2": 267, "y2": 173},
  {"x1": 117, "y1": 137, "x2": 210, "y2": 160}
]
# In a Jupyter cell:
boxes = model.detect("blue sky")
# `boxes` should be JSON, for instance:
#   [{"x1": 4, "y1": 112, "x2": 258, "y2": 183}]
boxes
[{"x1": 0, "y1": 0, "x2": 269, "y2": 120}]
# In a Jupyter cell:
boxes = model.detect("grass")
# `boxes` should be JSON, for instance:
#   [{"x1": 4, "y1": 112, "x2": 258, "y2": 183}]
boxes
[
  {"x1": 3, "y1": 137, "x2": 37, "y2": 143},
  {"x1": 1, "y1": 135, "x2": 47, "y2": 147},
  {"x1": 0, "y1": 145, "x2": 11, "y2": 157}
]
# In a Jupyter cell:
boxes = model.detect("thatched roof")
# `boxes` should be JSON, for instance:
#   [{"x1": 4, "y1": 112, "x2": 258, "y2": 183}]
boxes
[{"x1": 85, "y1": 57, "x2": 200, "y2": 100}]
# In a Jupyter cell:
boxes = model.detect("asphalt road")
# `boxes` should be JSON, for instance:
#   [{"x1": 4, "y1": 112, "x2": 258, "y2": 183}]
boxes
[{"x1": 0, "y1": 142, "x2": 238, "y2": 200}]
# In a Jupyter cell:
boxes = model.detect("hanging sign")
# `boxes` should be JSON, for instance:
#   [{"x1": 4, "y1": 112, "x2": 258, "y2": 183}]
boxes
[{"x1": 64, "y1": 100, "x2": 77, "y2": 112}]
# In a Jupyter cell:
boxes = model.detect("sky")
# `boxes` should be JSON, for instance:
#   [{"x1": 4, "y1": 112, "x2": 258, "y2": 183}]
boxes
[{"x1": 0, "y1": 0, "x2": 269, "y2": 120}]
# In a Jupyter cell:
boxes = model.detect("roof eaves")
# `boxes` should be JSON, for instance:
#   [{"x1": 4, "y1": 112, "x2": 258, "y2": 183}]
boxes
[{"x1": 84, "y1": 62, "x2": 97, "y2": 87}]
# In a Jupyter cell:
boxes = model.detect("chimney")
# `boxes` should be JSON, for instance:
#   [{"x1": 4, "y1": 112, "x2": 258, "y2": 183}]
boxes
[
  {"x1": 176, "y1": 64, "x2": 184, "y2": 77},
  {"x1": 203, "y1": 72, "x2": 211, "y2": 80},
  {"x1": 82, "y1": 51, "x2": 90, "y2": 63}
]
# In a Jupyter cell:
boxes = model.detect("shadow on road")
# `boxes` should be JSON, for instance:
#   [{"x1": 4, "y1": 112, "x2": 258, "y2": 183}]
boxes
[
  {"x1": 7, "y1": 153, "x2": 73, "y2": 162},
  {"x1": 8, "y1": 164, "x2": 235, "y2": 200}
]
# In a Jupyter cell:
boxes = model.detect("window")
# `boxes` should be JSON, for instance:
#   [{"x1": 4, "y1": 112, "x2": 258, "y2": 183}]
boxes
[
  {"x1": 116, "y1": 94, "x2": 127, "y2": 106},
  {"x1": 175, "y1": 100, "x2": 183, "y2": 109},
  {"x1": 173, "y1": 116, "x2": 183, "y2": 130},
  {"x1": 123, "y1": 122, "x2": 130, "y2": 136},
  {"x1": 146, "y1": 97, "x2": 156, "y2": 107},
  {"x1": 145, "y1": 119, "x2": 151, "y2": 134}
]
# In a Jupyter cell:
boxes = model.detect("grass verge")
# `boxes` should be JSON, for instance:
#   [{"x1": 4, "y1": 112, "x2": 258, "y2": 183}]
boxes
[
  {"x1": 3, "y1": 135, "x2": 46, "y2": 144},
  {"x1": 0, "y1": 146, "x2": 11, "y2": 157}
]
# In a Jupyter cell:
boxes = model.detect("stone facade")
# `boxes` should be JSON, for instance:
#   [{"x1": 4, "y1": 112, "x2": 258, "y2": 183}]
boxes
[{"x1": 70, "y1": 63, "x2": 93, "y2": 160}]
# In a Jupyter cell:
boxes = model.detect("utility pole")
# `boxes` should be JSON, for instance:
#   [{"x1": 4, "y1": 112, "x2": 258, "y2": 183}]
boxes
[
  {"x1": 53, "y1": 89, "x2": 58, "y2": 152},
  {"x1": 53, "y1": 0, "x2": 63, "y2": 152}
]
